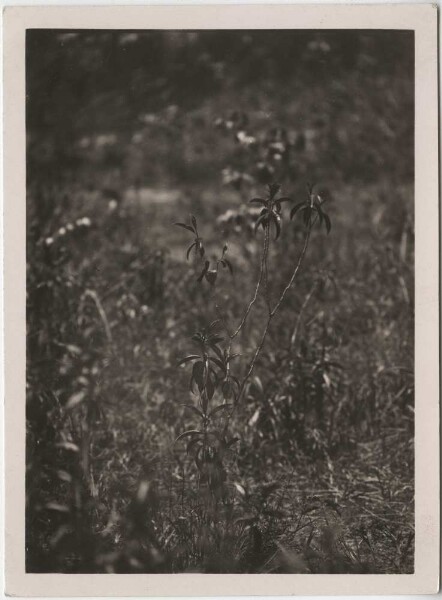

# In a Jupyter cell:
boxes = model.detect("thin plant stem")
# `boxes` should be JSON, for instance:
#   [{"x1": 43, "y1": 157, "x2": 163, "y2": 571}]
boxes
[
  {"x1": 212, "y1": 225, "x2": 270, "y2": 343},
  {"x1": 270, "y1": 229, "x2": 311, "y2": 318},
  {"x1": 289, "y1": 279, "x2": 318, "y2": 350},
  {"x1": 82, "y1": 289, "x2": 113, "y2": 345},
  {"x1": 263, "y1": 225, "x2": 272, "y2": 314},
  {"x1": 230, "y1": 225, "x2": 270, "y2": 340},
  {"x1": 223, "y1": 226, "x2": 312, "y2": 433}
]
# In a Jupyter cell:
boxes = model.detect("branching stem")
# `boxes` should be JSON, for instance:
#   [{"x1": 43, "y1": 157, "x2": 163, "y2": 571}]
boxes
[
  {"x1": 223, "y1": 226, "x2": 312, "y2": 432},
  {"x1": 269, "y1": 229, "x2": 311, "y2": 318},
  {"x1": 230, "y1": 225, "x2": 270, "y2": 340}
]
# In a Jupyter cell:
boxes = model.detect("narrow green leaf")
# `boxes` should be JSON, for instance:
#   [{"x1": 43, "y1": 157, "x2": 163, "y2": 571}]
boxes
[
  {"x1": 197, "y1": 261, "x2": 210, "y2": 283},
  {"x1": 206, "y1": 377, "x2": 215, "y2": 401},
  {"x1": 186, "y1": 437, "x2": 202, "y2": 455},
  {"x1": 174, "y1": 222, "x2": 195, "y2": 234},
  {"x1": 323, "y1": 212, "x2": 331, "y2": 234},
  {"x1": 209, "y1": 356, "x2": 226, "y2": 372},
  {"x1": 272, "y1": 213, "x2": 281, "y2": 240},
  {"x1": 227, "y1": 353, "x2": 240, "y2": 363},
  {"x1": 254, "y1": 214, "x2": 268, "y2": 233},
  {"x1": 226, "y1": 437, "x2": 240, "y2": 448},
  {"x1": 211, "y1": 344, "x2": 224, "y2": 361},
  {"x1": 253, "y1": 376, "x2": 264, "y2": 393},
  {"x1": 231, "y1": 376, "x2": 241, "y2": 389},
  {"x1": 56, "y1": 470, "x2": 72, "y2": 483},
  {"x1": 65, "y1": 391, "x2": 86, "y2": 410},
  {"x1": 191, "y1": 361, "x2": 205, "y2": 392},
  {"x1": 210, "y1": 403, "x2": 233, "y2": 417},
  {"x1": 209, "y1": 320, "x2": 221, "y2": 331},
  {"x1": 303, "y1": 207, "x2": 312, "y2": 226},
  {"x1": 290, "y1": 202, "x2": 306, "y2": 220},
  {"x1": 55, "y1": 441, "x2": 80, "y2": 453},
  {"x1": 234, "y1": 515, "x2": 257, "y2": 525},
  {"x1": 186, "y1": 242, "x2": 197, "y2": 260},
  {"x1": 181, "y1": 404, "x2": 205, "y2": 418},
  {"x1": 175, "y1": 429, "x2": 203, "y2": 443},
  {"x1": 178, "y1": 354, "x2": 200, "y2": 366},
  {"x1": 234, "y1": 482, "x2": 247, "y2": 496},
  {"x1": 45, "y1": 502, "x2": 70, "y2": 513}
]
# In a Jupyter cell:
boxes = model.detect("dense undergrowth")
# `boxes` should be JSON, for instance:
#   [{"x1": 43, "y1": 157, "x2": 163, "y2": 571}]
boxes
[{"x1": 26, "y1": 30, "x2": 414, "y2": 574}]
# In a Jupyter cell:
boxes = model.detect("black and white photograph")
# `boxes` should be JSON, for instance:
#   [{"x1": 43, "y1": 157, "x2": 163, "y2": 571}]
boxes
[{"x1": 3, "y1": 4, "x2": 438, "y2": 594}]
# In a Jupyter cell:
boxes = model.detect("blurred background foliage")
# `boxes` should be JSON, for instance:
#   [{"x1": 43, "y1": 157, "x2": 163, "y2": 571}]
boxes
[
  {"x1": 27, "y1": 30, "x2": 413, "y2": 188},
  {"x1": 26, "y1": 30, "x2": 414, "y2": 574}
]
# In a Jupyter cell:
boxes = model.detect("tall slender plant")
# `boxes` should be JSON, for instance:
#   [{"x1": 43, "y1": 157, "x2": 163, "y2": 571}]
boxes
[{"x1": 174, "y1": 181, "x2": 332, "y2": 495}]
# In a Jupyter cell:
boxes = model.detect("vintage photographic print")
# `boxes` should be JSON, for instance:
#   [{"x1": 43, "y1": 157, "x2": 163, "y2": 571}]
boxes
[{"x1": 4, "y1": 4, "x2": 439, "y2": 596}]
